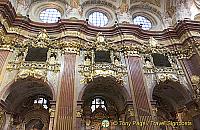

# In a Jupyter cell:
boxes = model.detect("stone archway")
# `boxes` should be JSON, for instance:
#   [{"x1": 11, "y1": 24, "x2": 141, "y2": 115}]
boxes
[
  {"x1": 152, "y1": 80, "x2": 192, "y2": 130},
  {"x1": 78, "y1": 76, "x2": 132, "y2": 130},
  {"x1": 2, "y1": 77, "x2": 54, "y2": 130}
]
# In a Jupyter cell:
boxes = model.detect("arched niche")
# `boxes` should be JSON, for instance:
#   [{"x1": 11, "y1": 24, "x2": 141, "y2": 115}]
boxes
[
  {"x1": 79, "y1": 76, "x2": 131, "y2": 129},
  {"x1": 152, "y1": 80, "x2": 192, "y2": 120},
  {"x1": 80, "y1": 76, "x2": 130, "y2": 110},
  {"x1": 2, "y1": 77, "x2": 54, "y2": 130},
  {"x1": 1, "y1": 77, "x2": 55, "y2": 102}
]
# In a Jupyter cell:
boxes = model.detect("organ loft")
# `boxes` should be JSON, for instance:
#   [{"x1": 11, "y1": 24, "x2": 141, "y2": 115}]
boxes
[{"x1": 1, "y1": 0, "x2": 200, "y2": 130}]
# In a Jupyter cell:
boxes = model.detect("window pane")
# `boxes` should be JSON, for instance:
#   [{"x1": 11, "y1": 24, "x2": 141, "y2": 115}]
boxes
[
  {"x1": 91, "y1": 105, "x2": 95, "y2": 112},
  {"x1": 38, "y1": 98, "x2": 43, "y2": 104},
  {"x1": 92, "y1": 99, "x2": 96, "y2": 104},
  {"x1": 40, "y1": 8, "x2": 61, "y2": 23},
  {"x1": 43, "y1": 99, "x2": 47, "y2": 104},
  {"x1": 96, "y1": 98, "x2": 101, "y2": 104},
  {"x1": 34, "y1": 100, "x2": 37, "y2": 104},
  {"x1": 33, "y1": 97, "x2": 48, "y2": 109},
  {"x1": 133, "y1": 16, "x2": 152, "y2": 30},
  {"x1": 88, "y1": 12, "x2": 108, "y2": 27},
  {"x1": 91, "y1": 98, "x2": 106, "y2": 112}
]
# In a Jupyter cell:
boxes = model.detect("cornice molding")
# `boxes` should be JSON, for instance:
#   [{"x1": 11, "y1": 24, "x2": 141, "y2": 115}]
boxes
[
  {"x1": 0, "y1": 1, "x2": 200, "y2": 40},
  {"x1": 0, "y1": 0, "x2": 199, "y2": 59}
]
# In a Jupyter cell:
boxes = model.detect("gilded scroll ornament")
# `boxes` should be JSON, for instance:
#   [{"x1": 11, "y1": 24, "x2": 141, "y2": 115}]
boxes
[
  {"x1": 49, "y1": 108, "x2": 56, "y2": 118},
  {"x1": 128, "y1": 108, "x2": 135, "y2": 117},
  {"x1": 76, "y1": 109, "x2": 83, "y2": 118},
  {"x1": 17, "y1": 69, "x2": 46, "y2": 80},
  {"x1": 0, "y1": 25, "x2": 196, "y2": 60},
  {"x1": 149, "y1": 37, "x2": 158, "y2": 48},
  {"x1": 157, "y1": 73, "x2": 178, "y2": 83},
  {"x1": 94, "y1": 32, "x2": 110, "y2": 51},
  {"x1": 191, "y1": 75, "x2": 200, "y2": 85},
  {"x1": 190, "y1": 75, "x2": 200, "y2": 101},
  {"x1": 79, "y1": 33, "x2": 127, "y2": 84}
]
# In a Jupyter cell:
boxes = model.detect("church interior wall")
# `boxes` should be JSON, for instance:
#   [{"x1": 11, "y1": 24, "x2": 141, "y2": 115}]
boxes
[{"x1": 1, "y1": 0, "x2": 200, "y2": 129}]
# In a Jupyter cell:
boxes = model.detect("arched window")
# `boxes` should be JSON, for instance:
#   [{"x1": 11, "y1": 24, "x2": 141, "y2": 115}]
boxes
[
  {"x1": 40, "y1": 8, "x2": 61, "y2": 23},
  {"x1": 88, "y1": 11, "x2": 108, "y2": 27},
  {"x1": 91, "y1": 98, "x2": 106, "y2": 112},
  {"x1": 34, "y1": 96, "x2": 49, "y2": 109},
  {"x1": 133, "y1": 16, "x2": 152, "y2": 30}
]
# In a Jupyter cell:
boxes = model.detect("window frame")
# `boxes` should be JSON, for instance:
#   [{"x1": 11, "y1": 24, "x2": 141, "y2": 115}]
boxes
[
  {"x1": 39, "y1": 8, "x2": 61, "y2": 23},
  {"x1": 85, "y1": 7, "x2": 113, "y2": 27},
  {"x1": 91, "y1": 97, "x2": 107, "y2": 112},
  {"x1": 27, "y1": 1, "x2": 65, "y2": 23},
  {"x1": 88, "y1": 11, "x2": 109, "y2": 27},
  {"x1": 132, "y1": 12, "x2": 157, "y2": 30},
  {"x1": 133, "y1": 15, "x2": 152, "y2": 30},
  {"x1": 33, "y1": 96, "x2": 49, "y2": 109}
]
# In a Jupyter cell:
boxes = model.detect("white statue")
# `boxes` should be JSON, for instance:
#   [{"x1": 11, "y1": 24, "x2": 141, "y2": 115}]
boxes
[
  {"x1": 84, "y1": 57, "x2": 91, "y2": 65},
  {"x1": 145, "y1": 60, "x2": 153, "y2": 68},
  {"x1": 114, "y1": 58, "x2": 120, "y2": 66},
  {"x1": 49, "y1": 56, "x2": 56, "y2": 64},
  {"x1": 149, "y1": 37, "x2": 158, "y2": 47},
  {"x1": 37, "y1": 29, "x2": 49, "y2": 41},
  {"x1": 96, "y1": 33, "x2": 105, "y2": 43}
]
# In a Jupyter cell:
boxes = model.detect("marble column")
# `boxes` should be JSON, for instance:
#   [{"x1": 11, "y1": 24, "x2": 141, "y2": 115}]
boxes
[
  {"x1": 127, "y1": 56, "x2": 153, "y2": 130},
  {"x1": 55, "y1": 54, "x2": 76, "y2": 130}
]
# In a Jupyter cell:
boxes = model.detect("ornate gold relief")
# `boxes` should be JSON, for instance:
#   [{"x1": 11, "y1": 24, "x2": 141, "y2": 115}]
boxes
[
  {"x1": 191, "y1": 75, "x2": 200, "y2": 100},
  {"x1": 191, "y1": 75, "x2": 200, "y2": 85},
  {"x1": 79, "y1": 63, "x2": 127, "y2": 83},
  {"x1": 157, "y1": 73, "x2": 178, "y2": 83},
  {"x1": 17, "y1": 69, "x2": 47, "y2": 80},
  {"x1": 49, "y1": 108, "x2": 56, "y2": 118},
  {"x1": 174, "y1": 45, "x2": 194, "y2": 59},
  {"x1": 76, "y1": 109, "x2": 83, "y2": 118},
  {"x1": 79, "y1": 33, "x2": 127, "y2": 84},
  {"x1": 95, "y1": 33, "x2": 108, "y2": 51},
  {"x1": 7, "y1": 30, "x2": 61, "y2": 82},
  {"x1": 0, "y1": 25, "x2": 196, "y2": 61},
  {"x1": 127, "y1": 108, "x2": 135, "y2": 117}
]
